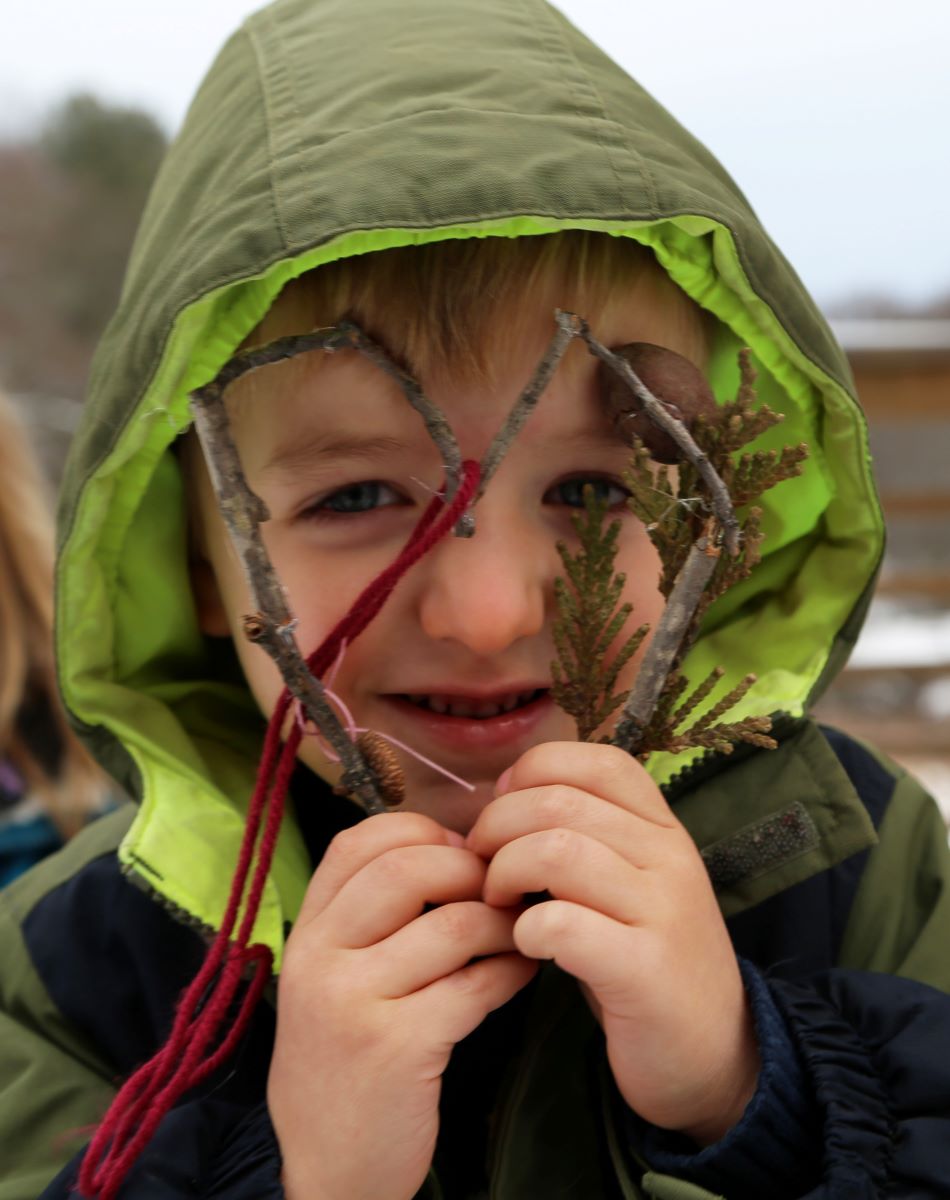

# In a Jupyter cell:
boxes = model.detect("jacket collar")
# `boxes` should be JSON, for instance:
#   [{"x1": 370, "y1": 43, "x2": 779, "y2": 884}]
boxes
[{"x1": 669, "y1": 716, "x2": 877, "y2": 920}]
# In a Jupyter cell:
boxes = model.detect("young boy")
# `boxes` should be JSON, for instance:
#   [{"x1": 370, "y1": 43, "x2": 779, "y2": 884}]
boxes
[{"x1": 2, "y1": 1, "x2": 950, "y2": 1198}]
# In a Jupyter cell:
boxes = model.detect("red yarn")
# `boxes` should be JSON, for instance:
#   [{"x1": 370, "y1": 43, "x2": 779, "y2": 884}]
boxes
[
  {"x1": 304, "y1": 463, "x2": 479, "y2": 679},
  {"x1": 78, "y1": 462, "x2": 480, "y2": 1198}
]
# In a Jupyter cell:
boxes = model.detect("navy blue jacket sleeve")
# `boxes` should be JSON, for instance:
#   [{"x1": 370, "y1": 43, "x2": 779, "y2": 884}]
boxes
[
  {"x1": 623, "y1": 732, "x2": 950, "y2": 1198},
  {"x1": 769, "y1": 968, "x2": 950, "y2": 1199},
  {"x1": 625, "y1": 965, "x2": 950, "y2": 1198},
  {"x1": 39, "y1": 1102, "x2": 284, "y2": 1199},
  {"x1": 624, "y1": 961, "x2": 822, "y2": 1198}
]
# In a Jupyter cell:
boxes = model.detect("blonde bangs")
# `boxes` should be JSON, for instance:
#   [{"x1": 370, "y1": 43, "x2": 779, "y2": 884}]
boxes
[{"x1": 248, "y1": 231, "x2": 712, "y2": 382}]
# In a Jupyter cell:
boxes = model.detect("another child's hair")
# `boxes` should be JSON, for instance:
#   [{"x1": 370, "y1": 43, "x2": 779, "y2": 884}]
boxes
[
  {"x1": 247, "y1": 231, "x2": 713, "y2": 376},
  {"x1": 0, "y1": 391, "x2": 104, "y2": 833}
]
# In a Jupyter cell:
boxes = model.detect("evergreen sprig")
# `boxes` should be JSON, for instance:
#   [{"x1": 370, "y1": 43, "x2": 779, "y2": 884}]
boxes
[
  {"x1": 624, "y1": 351, "x2": 806, "y2": 629},
  {"x1": 551, "y1": 347, "x2": 808, "y2": 760},
  {"x1": 551, "y1": 486, "x2": 649, "y2": 741},
  {"x1": 634, "y1": 669, "x2": 775, "y2": 757}
]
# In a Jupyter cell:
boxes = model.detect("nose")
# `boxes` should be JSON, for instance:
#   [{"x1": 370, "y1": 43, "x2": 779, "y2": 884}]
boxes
[{"x1": 415, "y1": 505, "x2": 553, "y2": 656}]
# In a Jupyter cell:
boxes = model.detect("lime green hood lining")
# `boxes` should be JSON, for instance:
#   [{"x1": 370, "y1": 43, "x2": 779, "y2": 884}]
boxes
[{"x1": 58, "y1": 214, "x2": 881, "y2": 965}]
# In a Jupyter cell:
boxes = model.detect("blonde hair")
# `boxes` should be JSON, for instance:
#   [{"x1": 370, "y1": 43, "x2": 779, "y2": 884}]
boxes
[
  {"x1": 183, "y1": 229, "x2": 710, "y2": 544},
  {"x1": 249, "y1": 231, "x2": 712, "y2": 378},
  {"x1": 185, "y1": 230, "x2": 712, "y2": 543},
  {"x1": 0, "y1": 392, "x2": 103, "y2": 834}
]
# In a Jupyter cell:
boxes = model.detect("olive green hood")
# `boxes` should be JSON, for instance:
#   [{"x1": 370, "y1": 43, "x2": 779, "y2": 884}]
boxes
[{"x1": 56, "y1": 0, "x2": 883, "y2": 962}]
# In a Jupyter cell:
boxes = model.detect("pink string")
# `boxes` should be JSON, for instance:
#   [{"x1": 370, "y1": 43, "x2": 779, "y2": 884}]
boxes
[
  {"x1": 78, "y1": 462, "x2": 480, "y2": 1199},
  {"x1": 352, "y1": 727, "x2": 476, "y2": 792},
  {"x1": 324, "y1": 638, "x2": 348, "y2": 690},
  {"x1": 296, "y1": 690, "x2": 476, "y2": 794}
]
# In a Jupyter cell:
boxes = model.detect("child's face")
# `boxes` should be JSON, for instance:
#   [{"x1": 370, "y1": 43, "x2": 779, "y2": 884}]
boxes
[{"x1": 192, "y1": 288, "x2": 699, "y2": 833}]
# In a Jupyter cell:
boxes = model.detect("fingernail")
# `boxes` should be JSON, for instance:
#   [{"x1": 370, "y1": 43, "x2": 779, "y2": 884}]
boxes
[{"x1": 495, "y1": 767, "x2": 512, "y2": 795}]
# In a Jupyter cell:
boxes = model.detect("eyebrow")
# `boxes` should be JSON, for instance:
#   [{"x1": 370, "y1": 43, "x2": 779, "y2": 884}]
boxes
[
  {"x1": 258, "y1": 432, "x2": 412, "y2": 480},
  {"x1": 257, "y1": 421, "x2": 629, "y2": 483},
  {"x1": 553, "y1": 428, "x2": 629, "y2": 451}
]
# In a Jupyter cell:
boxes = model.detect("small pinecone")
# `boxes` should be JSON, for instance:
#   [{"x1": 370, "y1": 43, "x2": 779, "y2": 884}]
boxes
[
  {"x1": 601, "y1": 343, "x2": 718, "y2": 463},
  {"x1": 357, "y1": 731, "x2": 405, "y2": 808}
]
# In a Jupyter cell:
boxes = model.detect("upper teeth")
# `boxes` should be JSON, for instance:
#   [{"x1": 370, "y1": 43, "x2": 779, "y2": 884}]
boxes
[{"x1": 406, "y1": 690, "x2": 539, "y2": 718}]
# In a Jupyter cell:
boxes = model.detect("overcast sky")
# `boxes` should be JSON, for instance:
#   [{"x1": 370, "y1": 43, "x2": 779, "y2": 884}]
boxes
[{"x1": 3, "y1": 0, "x2": 948, "y2": 307}]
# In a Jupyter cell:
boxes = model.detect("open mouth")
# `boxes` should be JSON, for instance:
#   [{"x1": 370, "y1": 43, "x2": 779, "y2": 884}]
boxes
[{"x1": 397, "y1": 688, "x2": 548, "y2": 719}]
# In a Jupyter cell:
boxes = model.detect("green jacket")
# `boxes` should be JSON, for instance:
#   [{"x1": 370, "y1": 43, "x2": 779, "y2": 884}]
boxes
[
  {"x1": 56, "y1": 0, "x2": 884, "y2": 955},
  {"x1": 5, "y1": 723, "x2": 950, "y2": 1198},
  {"x1": 3, "y1": 0, "x2": 950, "y2": 1196}
]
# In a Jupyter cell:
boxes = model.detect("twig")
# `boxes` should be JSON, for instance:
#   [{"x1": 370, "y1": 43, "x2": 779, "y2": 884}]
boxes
[
  {"x1": 573, "y1": 317, "x2": 741, "y2": 556},
  {"x1": 253, "y1": 624, "x2": 389, "y2": 815},
  {"x1": 478, "y1": 311, "x2": 582, "y2": 493},
  {"x1": 187, "y1": 317, "x2": 491, "y2": 812},
  {"x1": 190, "y1": 308, "x2": 747, "y2": 800},
  {"x1": 191, "y1": 321, "x2": 470, "y2": 534},
  {"x1": 190, "y1": 383, "x2": 388, "y2": 815},
  {"x1": 611, "y1": 530, "x2": 721, "y2": 754},
  {"x1": 336, "y1": 320, "x2": 470, "y2": 535},
  {"x1": 189, "y1": 383, "x2": 287, "y2": 624},
  {"x1": 195, "y1": 328, "x2": 355, "y2": 396}
]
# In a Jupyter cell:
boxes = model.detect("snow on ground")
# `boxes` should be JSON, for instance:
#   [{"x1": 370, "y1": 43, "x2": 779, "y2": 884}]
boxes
[
  {"x1": 849, "y1": 598, "x2": 950, "y2": 670},
  {"x1": 830, "y1": 598, "x2": 950, "y2": 833}
]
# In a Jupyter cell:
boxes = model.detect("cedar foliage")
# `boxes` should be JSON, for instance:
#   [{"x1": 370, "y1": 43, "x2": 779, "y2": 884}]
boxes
[
  {"x1": 551, "y1": 488, "x2": 649, "y2": 741},
  {"x1": 552, "y1": 349, "x2": 807, "y2": 757}
]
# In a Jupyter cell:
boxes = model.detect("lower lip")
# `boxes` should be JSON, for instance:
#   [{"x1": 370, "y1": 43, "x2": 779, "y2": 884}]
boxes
[{"x1": 381, "y1": 693, "x2": 554, "y2": 753}]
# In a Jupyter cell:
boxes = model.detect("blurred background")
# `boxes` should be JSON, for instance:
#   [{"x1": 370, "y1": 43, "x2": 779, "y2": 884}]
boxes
[{"x1": 1, "y1": 0, "x2": 948, "y2": 820}]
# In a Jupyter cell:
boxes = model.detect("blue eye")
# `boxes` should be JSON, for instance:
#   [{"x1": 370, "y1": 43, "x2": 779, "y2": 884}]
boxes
[
  {"x1": 547, "y1": 477, "x2": 629, "y2": 509},
  {"x1": 307, "y1": 481, "x2": 402, "y2": 517}
]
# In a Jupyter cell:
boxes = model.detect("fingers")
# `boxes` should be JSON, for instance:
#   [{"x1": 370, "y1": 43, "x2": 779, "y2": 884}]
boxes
[
  {"x1": 468, "y1": 781, "x2": 656, "y2": 867},
  {"x1": 481, "y1": 827, "x2": 650, "y2": 921},
  {"x1": 513, "y1": 900, "x2": 641, "y2": 1003},
  {"x1": 324, "y1": 843, "x2": 489, "y2": 947},
  {"x1": 374, "y1": 901, "x2": 523, "y2": 997},
  {"x1": 468, "y1": 742, "x2": 682, "y2": 866},
  {"x1": 407, "y1": 952, "x2": 539, "y2": 1047},
  {"x1": 499, "y1": 742, "x2": 675, "y2": 825},
  {"x1": 298, "y1": 811, "x2": 462, "y2": 926}
]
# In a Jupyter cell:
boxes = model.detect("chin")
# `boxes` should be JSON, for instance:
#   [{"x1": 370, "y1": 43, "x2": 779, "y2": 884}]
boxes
[
  {"x1": 297, "y1": 741, "x2": 497, "y2": 833},
  {"x1": 403, "y1": 779, "x2": 496, "y2": 835}
]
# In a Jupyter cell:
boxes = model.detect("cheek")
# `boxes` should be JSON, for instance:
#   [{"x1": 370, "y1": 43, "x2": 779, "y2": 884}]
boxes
[
  {"x1": 233, "y1": 627, "x2": 352, "y2": 793},
  {"x1": 233, "y1": 639, "x2": 287, "y2": 725},
  {"x1": 614, "y1": 532, "x2": 666, "y2": 677},
  {"x1": 262, "y1": 526, "x2": 391, "y2": 639},
  {"x1": 617, "y1": 533, "x2": 665, "y2": 615},
  {"x1": 231, "y1": 545, "x2": 381, "y2": 730}
]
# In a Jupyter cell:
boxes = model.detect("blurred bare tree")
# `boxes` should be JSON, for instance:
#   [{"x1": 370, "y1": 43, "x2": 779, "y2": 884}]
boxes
[
  {"x1": 0, "y1": 94, "x2": 166, "y2": 405},
  {"x1": 825, "y1": 290, "x2": 950, "y2": 319}
]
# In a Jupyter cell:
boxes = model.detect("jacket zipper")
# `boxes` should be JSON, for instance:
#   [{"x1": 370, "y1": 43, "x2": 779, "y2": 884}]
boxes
[
  {"x1": 121, "y1": 859, "x2": 221, "y2": 941},
  {"x1": 486, "y1": 968, "x2": 575, "y2": 1199},
  {"x1": 661, "y1": 711, "x2": 801, "y2": 804}
]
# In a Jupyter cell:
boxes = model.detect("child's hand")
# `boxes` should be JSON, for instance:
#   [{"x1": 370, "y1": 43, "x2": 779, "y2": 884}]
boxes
[
  {"x1": 267, "y1": 812, "x2": 537, "y2": 1200},
  {"x1": 466, "y1": 742, "x2": 759, "y2": 1146}
]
